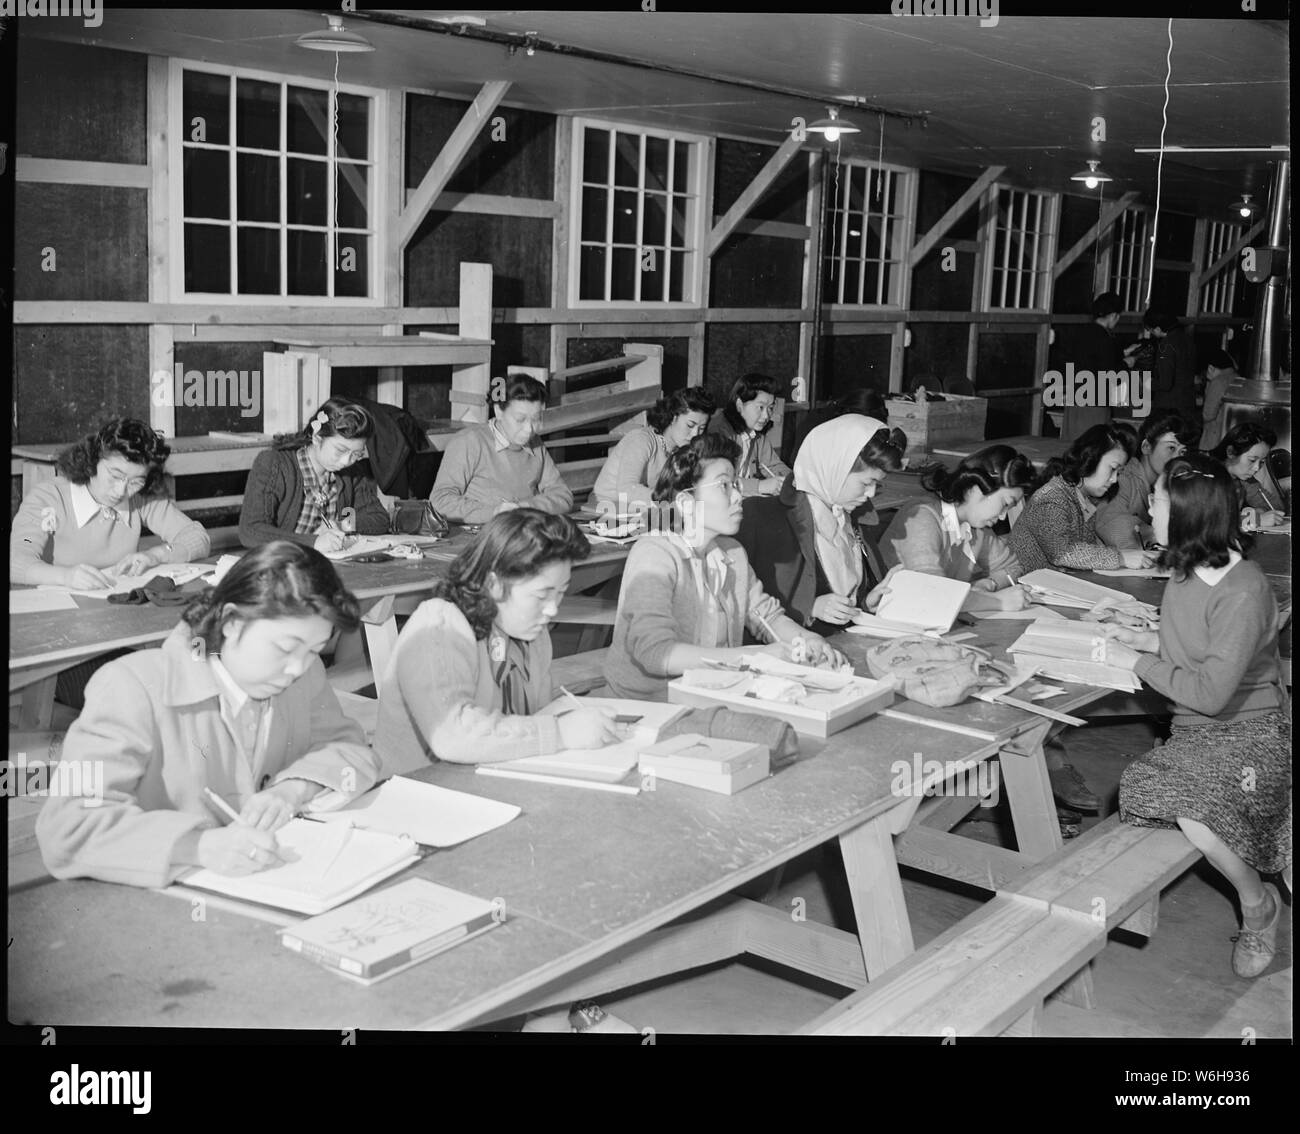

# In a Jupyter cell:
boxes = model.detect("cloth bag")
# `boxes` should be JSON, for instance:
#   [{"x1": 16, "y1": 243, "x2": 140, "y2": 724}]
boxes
[
  {"x1": 863, "y1": 636, "x2": 1013, "y2": 708},
  {"x1": 392, "y1": 499, "x2": 449, "y2": 537},
  {"x1": 662, "y1": 706, "x2": 800, "y2": 768}
]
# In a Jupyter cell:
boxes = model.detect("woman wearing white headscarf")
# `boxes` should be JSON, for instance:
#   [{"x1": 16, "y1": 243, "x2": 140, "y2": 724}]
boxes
[{"x1": 739, "y1": 414, "x2": 907, "y2": 634}]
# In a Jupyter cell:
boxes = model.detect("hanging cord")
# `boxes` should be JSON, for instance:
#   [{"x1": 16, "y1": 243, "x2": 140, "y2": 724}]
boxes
[
  {"x1": 1092, "y1": 179, "x2": 1104, "y2": 285},
  {"x1": 1144, "y1": 18, "x2": 1174, "y2": 309},
  {"x1": 876, "y1": 113, "x2": 884, "y2": 202},
  {"x1": 332, "y1": 50, "x2": 340, "y2": 289}
]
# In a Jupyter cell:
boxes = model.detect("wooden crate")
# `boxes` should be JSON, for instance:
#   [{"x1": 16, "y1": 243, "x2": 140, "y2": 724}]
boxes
[{"x1": 887, "y1": 393, "x2": 988, "y2": 452}]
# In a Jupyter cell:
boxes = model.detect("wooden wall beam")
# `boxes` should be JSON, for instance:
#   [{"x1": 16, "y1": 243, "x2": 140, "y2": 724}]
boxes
[
  {"x1": 1051, "y1": 191, "x2": 1139, "y2": 281},
  {"x1": 707, "y1": 131, "x2": 805, "y2": 257},
  {"x1": 909, "y1": 165, "x2": 1005, "y2": 268},
  {"x1": 1199, "y1": 219, "x2": 1266, "y2": 286},
  {"x1": 16, "y1": 158, "x2": 149, "y2": 189},
  {"x1": 396, "y1": 80, "x2": 511, "y2": 251}
]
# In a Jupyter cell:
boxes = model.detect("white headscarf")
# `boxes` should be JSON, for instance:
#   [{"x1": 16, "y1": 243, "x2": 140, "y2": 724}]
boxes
[{"x1": 793, "y1": 414, "x2": 890, "y2": 599}]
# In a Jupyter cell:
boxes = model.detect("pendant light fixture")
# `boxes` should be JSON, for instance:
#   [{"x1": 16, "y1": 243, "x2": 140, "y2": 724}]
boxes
[
  {"x1": 1231, "y1": 193, "x2": 1255, "y2": 219},
  {"x1": 296, "y1": 15, "x2": 375, "y2": 53},
  {"x1": 806, "y1": 106, "x2": 861, "y2": 143},
  {"x1": 1070, "y1": 159, "x2": 1113, "y2": 190}
]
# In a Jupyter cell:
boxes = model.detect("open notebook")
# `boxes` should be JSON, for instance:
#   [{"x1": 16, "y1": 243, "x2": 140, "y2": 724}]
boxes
[
  {"x1": 312, "y1": 777, "x2": 520, "y2": 847},
  {"x1": 176, "y1": 819, "x2": 421, "y2": 916},
  {"x1": 37, "y1": 562, "x2": 211, "y2": 598},
  {"x1": 848, "y1": 570, "x2": 971, "y2": 638}
]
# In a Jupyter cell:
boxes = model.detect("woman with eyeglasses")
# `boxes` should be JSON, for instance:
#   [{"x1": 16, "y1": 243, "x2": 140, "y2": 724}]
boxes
[
  {"x1": 10, "y1": 417, "x2": 210, "y2": 588},
  {"x1": 240, "y1": 397, "x2": 392, "y2": 553},
  {"x1": 708, "y1": 373, "x2": 791, "y2": 497},
  {"x1": 604, "y1": 433, "x2": 845, "y2": 701},
  {"x1": 740, "y1": 415, "x2": 904, "y2": 635},
  {"x1": 1103, "y1": 454, "x2": 1290, "y2": 979}
]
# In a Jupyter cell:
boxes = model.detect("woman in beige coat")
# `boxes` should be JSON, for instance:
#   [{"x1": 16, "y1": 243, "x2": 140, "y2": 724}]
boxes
[{"x1": 37, "y1": 541, "x2": 381, "y2": 889}]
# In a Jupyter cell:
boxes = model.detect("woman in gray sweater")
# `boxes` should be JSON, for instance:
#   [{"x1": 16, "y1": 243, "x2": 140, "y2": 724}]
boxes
[{"x1": 1106, "y1": 454, "x2": 1290, "y2": 978}]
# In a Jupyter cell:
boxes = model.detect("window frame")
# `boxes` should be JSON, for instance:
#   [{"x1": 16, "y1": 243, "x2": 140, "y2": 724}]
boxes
[
  {"x1": 821, "y1": 158, "x2": 917, "y2": 310},
  {"x1": 168, "y1": 57, "x2": 386, "y2": 306},
  {"x1": 980, "y1": 183, "x2": 1059, "y2": 313},
  {"x1": 566, "y1": 116, "x2": 710, "y2": 310},
  {"x1": 1102, "y1": 204, "x2": 1156, "y2": 315},
  {"x1": 1198, "y1": 218, "x2": 1245, "y2": 316}
]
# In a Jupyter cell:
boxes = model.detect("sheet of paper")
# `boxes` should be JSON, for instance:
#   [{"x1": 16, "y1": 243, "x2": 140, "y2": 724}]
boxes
[
  {"x1": 874, "y1": 569, "x2": 971, "y2": 632},
  {"x1": 313, "y1": 778, "x2": 520, "y2": 847},
  {"x1": 36, "y1": 562, "x2": 211, "y2": 598},
  {"x1": 1093, "y1": 567, "x2": 1173, "y2": 578},
  {"x1": 9, "y1": 589, "x2": 79, "y2": 614},
  {"x1": 963, "y1": 606, "x2": 1068, "y2": 621},
  {"x1": 537, "y1": 696, "x2": 687, "y2": 744}
]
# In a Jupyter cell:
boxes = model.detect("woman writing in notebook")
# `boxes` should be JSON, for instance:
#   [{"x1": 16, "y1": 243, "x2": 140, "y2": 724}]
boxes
[
  {"x1": 239, "y1": 397, "x2": 391, "y2": 552},
  {"x1": 36, "y1": 542, "x2": 381, "y2": 887},
  {"x1": 707, "y1": 372, "x2": 792, "y2": 497},
  {"x1": 738, "y1": 415, "x2": 904, "y2": 636},
  {"x1": 10, "y1": 417, "x2": 210, "y2": 588},
  {"x1": 1104, "y1": 454, "x2": 1290, "y2": 978},
  {"x1": 1008, "y1": 423, "x2": 1155, "y2": 574},
  {"x1": 375, "y1": 509, "x2": 620, "y2": 773},
  {"x1": 878, "y1": 444, "x2": 1033, "y2": 613},
  {"x1": 605, "y1": 433, "x2": 847, "y2": 702},
  {"x1": 1210, "y1": 422, "x2": 1286, "y2": 531}
]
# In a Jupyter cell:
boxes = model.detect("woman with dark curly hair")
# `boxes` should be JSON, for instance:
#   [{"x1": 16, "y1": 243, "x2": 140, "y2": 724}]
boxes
[
  {"x1": 592, "y1": 386, "x2": 715, "y2": 516},
  {"x1": 708, "y1": 372, "x2": 791, "y2": 497},
  {"x1": 1104, "y1": 454, "x2": 1290, "y2": 978},
  {"x1": 239, "y1": 396, "x2": 392, "y2": 552},
  {"x1": 1211, "y1": 421, "x2": 1286, "y2": 530},
  {"x1": 36, "y1": 541, "x2": 380, "y2": 887},
  {"x1": 10, "y1": 417, "x2": 210, "y2": 588},
  {"x1": 375, "y1": 508, "x2": 620, "y2": 773}
]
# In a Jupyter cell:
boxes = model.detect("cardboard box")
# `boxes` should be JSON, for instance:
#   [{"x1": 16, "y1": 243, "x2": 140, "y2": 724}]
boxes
[{"x1": 638, "y1": 734, "x2": 770, "y2": 794}]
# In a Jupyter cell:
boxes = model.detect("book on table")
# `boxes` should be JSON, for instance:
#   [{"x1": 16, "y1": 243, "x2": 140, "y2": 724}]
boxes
[
  {"x1": 476, "y1": 698, "x2": 688, "y2": 785},
  {"x1": 1008, "y1": 622, "x2": 1141, "y2": 692},
  {"x1": 847, "y1": 570, "x2": 971, "y2": 639},
  {"x1": 175, "y1": 819, "x2": 421, "y2": 916},
  {"x1": 279, "y1": 877, "x2": 500, "y2": 985},
  {"x1": 638, "y1": 734, "x2": 770, "y2": 794},
  {"x1": 1018, "y1": 569, "x2": 1137, "y2": 609}
]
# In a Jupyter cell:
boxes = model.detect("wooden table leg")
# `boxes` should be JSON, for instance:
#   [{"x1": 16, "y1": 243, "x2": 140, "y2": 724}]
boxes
[
  {"x1": 14, "y1": 676, "x2": 57, "y2": 730},
  {"x1": 838, "y1": 811, "x2": 914, "y2": 980},
  {"x1": 998, "y1": 721, "x2": 1064, "y2": 862}
]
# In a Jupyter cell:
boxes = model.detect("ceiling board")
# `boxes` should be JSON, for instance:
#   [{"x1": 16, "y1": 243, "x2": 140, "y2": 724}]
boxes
[{"x1": 24, "y1": 10, "x2": 1288, "y2": 216}]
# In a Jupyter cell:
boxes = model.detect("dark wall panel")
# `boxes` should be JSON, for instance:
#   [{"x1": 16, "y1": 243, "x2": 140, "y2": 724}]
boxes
[
  {"x1": 406, "y1": 95, "x2": 555, "y2": 200},
  {"x1": 714, "y1": 138, "x2": 808, "y2": 224},
  {"x1": 17, "y1": 40, "x2": 146, "y2": 164},
  {"x1": 171, "y1": 342, "x2": 278, "y2": 435},
  {"x1": 408, "y1": 322, "x2": 550, "y2": 393},
  {"x1": 15, "y1": 325, "x2": 149, "y2": 443},
  {"x1": 711, "y1": 232, "x2": 804, "y2": 308},
  {"x1": 911, "y1": 244, "x2": 975, "y2": 310},
  {"x1": 904, "y1": 322, "x2": 968, "y2": 390},
  {"x1": 15, "y1": 184, "x2": 148, "y2": 301},
  {"x1": 916, "y1": 170, "x2": 978, "y2": 242},
  {"x1": 405, "y1": 211, "x2": 550, "y2": 308},
  {"x1": 818, "y1": 335, "x2": 892, "y2": 403},
  {"x1": 1054, "y1": 193, "x2": 1105, "y2": 315},
  {"x1": 976, "y1": 331, "x2": 1038, "y2": 437}
]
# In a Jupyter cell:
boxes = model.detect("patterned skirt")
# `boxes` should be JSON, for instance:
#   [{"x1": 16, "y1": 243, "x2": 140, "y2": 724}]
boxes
[{"x1": 1119, "y1": 711, "x2": 1292, "y2": 873}]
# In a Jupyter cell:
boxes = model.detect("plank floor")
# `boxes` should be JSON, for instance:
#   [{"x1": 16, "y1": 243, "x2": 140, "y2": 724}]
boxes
[{"x1": 594, "y1": 717, "x2": 1293, "y2": 1037}]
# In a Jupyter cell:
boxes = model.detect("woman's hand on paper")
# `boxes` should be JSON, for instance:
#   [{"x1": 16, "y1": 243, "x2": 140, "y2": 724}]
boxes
[
  {"x1": 861, "y1": 564, "x2": 903, "y2": 614},
  {"x1": 559, "y1": 708, "x2": 621, "y2": 750},
  {"x1": 1099, "y1": 623, "x2": 1159, "y2": 654},
  {"x1": 797, "y1": 634, "x2": 849, "y2": 672},
  {"x1": 1259, "y1": 510, "x2": 1285, "y2": 529},
  {"x1": 1119, "y1": 548, "x2": 1156, "y2": 569},
  {"x1": 993, "y1": 584, "x2": 1030, "y2": 611},
  {"x1": 239, "y1": 785, "x2": 304, "y2": 832},
  {"x1": 812, "y1": 593, "x2": 858, "y2": 625},
  {"x1": 970, "y1": 577, "x2": 999, "y2": 593},
  {"x1": 62, "y1": 563, "x2": 116, "y2": 589},
  {"x1": 314, "y1": 529, "x2": 352, "y2": 554},
  {"x1": 196, "y1": 825, "x2": 283, "y2": 875},
  {"x1": 1102, "y1": 639, "x2": 1144, "y2": 671},
  {"x1": 114, "y1": 551, "x2": 156, "y2": 578}
]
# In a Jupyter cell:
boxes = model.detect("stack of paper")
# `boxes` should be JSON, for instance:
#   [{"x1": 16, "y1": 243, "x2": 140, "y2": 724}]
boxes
[{"x1": 1009, "y1": 622, "x2": 1141, "y2": 692}]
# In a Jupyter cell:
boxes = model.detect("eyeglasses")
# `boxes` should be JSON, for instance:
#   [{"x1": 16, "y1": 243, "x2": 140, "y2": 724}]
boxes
[
  {"x1": 694, "y1": 477, "x2": 743, "y2": 497},
  {"x1": 105, "y1": 468, "x2": 148, "y2": 492}
]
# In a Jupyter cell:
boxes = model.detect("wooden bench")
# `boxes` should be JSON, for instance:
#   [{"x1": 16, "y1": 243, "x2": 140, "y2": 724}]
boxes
[{"x1": 803, "y1": 814, "x2": 1201, "y2": 1036}]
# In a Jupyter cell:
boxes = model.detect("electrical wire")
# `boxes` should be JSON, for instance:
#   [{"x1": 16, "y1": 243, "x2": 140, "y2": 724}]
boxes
[{"x1": 1144, "y1": 18, "x2": 1174, "y2": 310}]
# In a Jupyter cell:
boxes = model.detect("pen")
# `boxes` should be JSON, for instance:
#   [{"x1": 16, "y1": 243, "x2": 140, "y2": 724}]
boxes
[
  {"x1": 202, "y1": 787, "x2": 243, "y2": 825},
  {"x1": 558, "y1": 685, "x2": 586, "y2": 713},
  {"x1": 752, "y1": 610, "x2": 780, "y2": 644}
]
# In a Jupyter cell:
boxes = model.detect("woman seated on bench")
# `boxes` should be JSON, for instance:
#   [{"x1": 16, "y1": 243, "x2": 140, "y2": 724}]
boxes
[
  {"x1": 592, "y1": 387, "x2": 714, "y2": 518},
  {"x1": 605, "y1": 433, "x2": 846, "y2": 702},
  {"x1": 1105, "y1": 454, "x2": 1290, "y2": 979},
  {"x1": 739, "y1": 415, "x2": 903, "y2": 636},
  {"x1": 429, "y1": 374, "x2": 574, "y2": 523},
  {"x1": 1210, "y1": 421, "x2": 1286, "y2": 531},
  {"x1": 375, "y1": 509, "x2": 619, "y2": 773},
  {"x1": 708, "y1": 372, "x2": 791, "y2": 497},
  {"x1": 10, "y1": 417, "x2": 210, "y2": 588},
  {"x1": 879, "y1": 443, "x2": 1033, "y2": 613},
  {"x1": 36, "y1": 541, "x2": 381, "y2": 888},
  {"x1": 240, "y1": 397, "x2": 391, "y2": 552},
  {"x1": 1009, "y1": 423, "x2": 1155, "y2": 574}
]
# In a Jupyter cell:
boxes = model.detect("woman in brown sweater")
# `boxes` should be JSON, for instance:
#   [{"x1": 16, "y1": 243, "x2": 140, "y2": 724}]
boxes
[{"x1": 1106, "y1": 454, "x2": 1290, "y2": 978}]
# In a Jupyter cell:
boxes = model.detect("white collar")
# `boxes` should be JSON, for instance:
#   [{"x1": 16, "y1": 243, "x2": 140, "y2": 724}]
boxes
[
  {"x1": 939, "y1": 501, "x2": 973, "y2": 546},
  {"x1": 1074, "y1": 485, "x2": 1099, "y2": 520},
  {"x1": 489, "y1": 418, "x2": 536, "y2": 454},
  {"x1": 69, "y1": 481, "x2": 129, "y2": 528},
  {"x1": 208, "y1": 655, "x2": 251, "y2": 715},
  {"x1": 1193, "y1": 549, "x2": 1243, "y2": 587}
]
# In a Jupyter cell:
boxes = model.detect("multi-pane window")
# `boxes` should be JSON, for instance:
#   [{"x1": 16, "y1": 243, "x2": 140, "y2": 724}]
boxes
[
  {"x1": 1199, "y1": 220, "x2": 1244, "y2": 315},
  {"x1": 1106, "y1": 207, "x2": 1154, "y2": 313},
  {"x1": 823, "y1": 163, "x2": 912, "y2": 306},
  {"x1": 984, "y1": 186, "x2": 1056, "y2": 311},
  {"x1": 175, "y1": 63, "x2": 378, "y2": 301},
  {"x1": 572, "y1": 120, "x2": 705, "y2": 304}
]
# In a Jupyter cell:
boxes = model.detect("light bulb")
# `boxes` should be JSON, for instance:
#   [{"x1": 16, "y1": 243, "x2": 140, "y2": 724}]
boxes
[
  {"x1": 1239, "y1": 205, "x2": 1251, "y2": 218},
  {"x1": 1085, "y1": 175, "x2": 1099, "y2": 190},
  {"x1": 824, "y1": 127, "x2": 841, "y2": 143}
]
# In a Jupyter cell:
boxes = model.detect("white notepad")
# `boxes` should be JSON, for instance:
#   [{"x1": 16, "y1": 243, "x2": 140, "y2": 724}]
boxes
[
  {"x1": 850, "y1": 570, "x2": 971, "y2": 636},
  {"x1": 177, "y1": 818, "x2": 420, "y2": 916},
  {"x1": 312, "y1": 777, "x2": 520, "y2": 847},
  {"x1": 9, "y1": 589, "x2": 79, "y2": 614}
]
